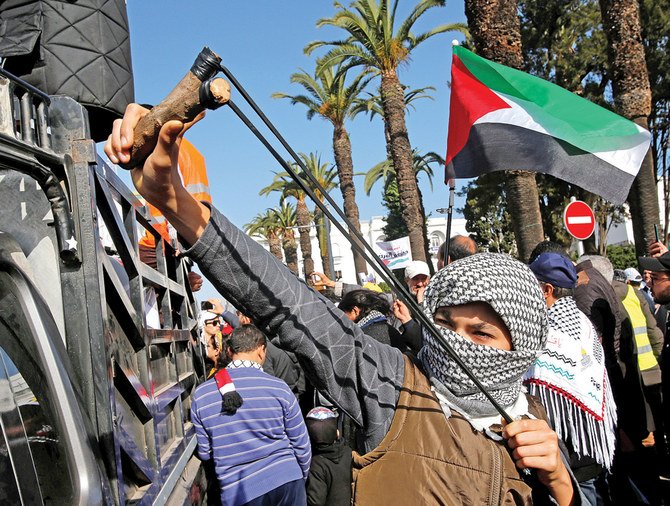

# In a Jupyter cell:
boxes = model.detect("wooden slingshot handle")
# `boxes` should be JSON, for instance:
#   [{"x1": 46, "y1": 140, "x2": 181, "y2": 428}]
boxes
[{"x1": 119, "y1": 46, "x2": 230, "y2": 170}]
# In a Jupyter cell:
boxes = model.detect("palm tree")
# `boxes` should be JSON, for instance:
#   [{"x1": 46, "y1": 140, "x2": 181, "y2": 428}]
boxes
[
  {"x1": 363, "y1": 149, "x2": 439, "y2": 195},
  {"x1": 600, "y1": 0, "x2": 660, "y2": 257},
  {"x1": 260, "y1": 152, "x2": 339, "y2": 278},
  {"x1": 305, "y1": 0, "x2": 467, "y2": 263},
  {"x1": 261, "y1": 173, "x2": 315, "y2": 277},
  {"x1": 352, "y1": 85, "x2": 436, "y2": 154},
  {"x1": 464, "y1": 0, "x2": 545, "y2": 262},
  {"x1": 272, "y1": 203, "x2": 300, "y2": 275},
  {"x1": 244, "y1": 210, "x2": 284, "y2": 262},
  {"x1": 273, "y1": 65, "x2": 372, "y2": 275},
  {"x1": 365, "y1": 150, "x2": 441, "y2": 266},
  {"x1": 354, "y1": 84, "x2": 437, "y2": 260}
]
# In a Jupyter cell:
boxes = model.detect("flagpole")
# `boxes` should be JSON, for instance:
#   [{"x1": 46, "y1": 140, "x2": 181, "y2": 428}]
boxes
[{"x1": 438, "y1": 180, "x2": 456, "y2": 263}]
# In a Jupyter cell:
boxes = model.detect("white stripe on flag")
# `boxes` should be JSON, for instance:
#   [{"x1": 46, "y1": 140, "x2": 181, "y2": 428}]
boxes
[
  {"x1": 475, "y1": 92, "x2": 650, "y2": 177},
  {"x1": 567, "y1": 216, "x2": 592, "y2": 224}
]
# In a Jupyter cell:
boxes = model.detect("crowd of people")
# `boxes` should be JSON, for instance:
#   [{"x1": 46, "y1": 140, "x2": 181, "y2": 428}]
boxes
[{"x1": 104, "y1": 107, "x2": 668, "y2": 505}]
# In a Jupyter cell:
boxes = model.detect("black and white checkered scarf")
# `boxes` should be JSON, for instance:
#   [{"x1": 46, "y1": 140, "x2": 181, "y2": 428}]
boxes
[{"x1": 419, "y1": 253, "x2": 548, "y2": 418}]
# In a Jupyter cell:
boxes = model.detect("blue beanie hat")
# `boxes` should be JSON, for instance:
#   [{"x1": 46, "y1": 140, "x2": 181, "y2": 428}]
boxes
[{"x1": 529, "y1": 252, "x2": 577, "y2": 289}]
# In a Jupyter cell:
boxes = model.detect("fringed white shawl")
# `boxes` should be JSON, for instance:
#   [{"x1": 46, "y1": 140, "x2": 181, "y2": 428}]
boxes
[{"x1": 523, "y1": 296, "x2": 617, "y2": 469}]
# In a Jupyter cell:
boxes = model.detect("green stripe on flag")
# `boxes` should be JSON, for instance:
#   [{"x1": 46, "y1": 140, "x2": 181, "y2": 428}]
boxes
[{"x1": 453, "y1": 46, "x2": 642, "y2": 154}]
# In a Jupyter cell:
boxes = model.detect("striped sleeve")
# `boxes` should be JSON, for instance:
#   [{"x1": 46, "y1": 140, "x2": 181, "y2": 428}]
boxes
[
  {"x1": 190, "y1": 390, "x2": 211, "y2": 461},
  {"x1": 186, "y1": 207, "x2": 405, "y2": 451},
  {"x1": 282, "y1": 390, "x2": 311, "y2": 478}
]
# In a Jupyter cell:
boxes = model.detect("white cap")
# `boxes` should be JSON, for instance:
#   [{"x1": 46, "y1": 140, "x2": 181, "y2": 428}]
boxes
[
  {"x1": 199, "y1": 310, "x2": 219, "y2": 327},
  {"x1": 405, "y1": 261, "x2": 430, "y2": 280},
  {"x1": 624, "y1": 267, "x2": 643, "y2": 283}
]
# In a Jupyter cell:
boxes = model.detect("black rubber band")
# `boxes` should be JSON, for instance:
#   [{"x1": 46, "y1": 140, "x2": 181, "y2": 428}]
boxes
[
  {"x1": 199, "y1": 78, "x2": 225, "y2": 110},
  {"x1": 190, "y1": 47, "x2": 222, "y2": 82}
]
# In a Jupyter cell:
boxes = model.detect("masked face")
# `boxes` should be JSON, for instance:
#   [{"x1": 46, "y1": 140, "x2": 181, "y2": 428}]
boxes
[
  {"x1": 419, "y1": 253, "x2": 547, "y2": 415},
  {"x1": 433, "y1": 302, "x2": 512, "y2": 351}
]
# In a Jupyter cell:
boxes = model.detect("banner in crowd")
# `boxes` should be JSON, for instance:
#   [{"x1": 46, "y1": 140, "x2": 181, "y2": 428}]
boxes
[
  {"x1": 374, "y1": 236, "x2": 412, "y2": 270},
  {"x1": 445, "y1": 45, "x2": 651, "y2": 205}
]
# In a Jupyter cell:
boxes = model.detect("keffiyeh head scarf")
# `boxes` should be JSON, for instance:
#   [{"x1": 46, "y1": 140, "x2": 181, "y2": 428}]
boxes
[{"x1": 419, "y1": 253, "x2": 548, "y2": 418}]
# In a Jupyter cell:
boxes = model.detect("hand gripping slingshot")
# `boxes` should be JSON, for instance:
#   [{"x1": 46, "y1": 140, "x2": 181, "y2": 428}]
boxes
[{"x1": 119, "y1": 47, "x2": 518, "y2": 425}]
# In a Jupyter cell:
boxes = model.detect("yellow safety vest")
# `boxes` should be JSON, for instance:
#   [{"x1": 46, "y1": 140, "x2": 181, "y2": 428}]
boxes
[{"x1": 621, "y1": 285, "x2": 659, "y2": 373}]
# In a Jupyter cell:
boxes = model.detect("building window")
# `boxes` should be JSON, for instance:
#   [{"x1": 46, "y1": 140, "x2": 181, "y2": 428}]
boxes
[{"x1": 430, "y1": 232, "x2": 445, "y2": 254}]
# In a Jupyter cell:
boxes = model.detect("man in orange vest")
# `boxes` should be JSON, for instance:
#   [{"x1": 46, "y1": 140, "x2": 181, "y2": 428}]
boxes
[{"x1": 138, "y1": 138, "x2": 212, "y2": 263}]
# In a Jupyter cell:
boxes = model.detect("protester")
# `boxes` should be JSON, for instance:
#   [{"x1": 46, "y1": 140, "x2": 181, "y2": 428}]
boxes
[
  {"x1": 572, "y1": 256, "x2": 638, "y2": 427},
  {"x1": 206, "y1": 297, "x2": 241, "y2": 329},
  {"x1": 190, "y1": 324, "x2": 311, "y2": 506},
  {"x1": 637, "y1": 252, "x2": 670, "y2": 476},
  {"x1": 389, "y1": 259, "x2": 433, "y2": 352},
  {"x1": 528, "y1": 240, "x2": 568, "y2": 265},
  {"x1": 310, "y1": 271, "x2": 359, "y2": 300},
  {"x1": 338, "y1": 289, "x2": 406, "y2": 349},
  {"x1": 105, "y1": 107, "x2": 579, "y2": 504},
  {"x1": 199, "y1": 310, "x2": 227, "y2": 346},
  {"x1": 527, "y1": 253, "x2": 617, "y2": 503},
  {"x1": 610, "y1": 262, "x2": 662, "y2": 504},
  {"x1": 436, "y1": 234, "x2": 478, "y2": 270},
  {"x1": 624, "y1": 267, "x2": 655, "y2": 311},
  {"x1": 305, "y1": 407, "x2": 352, "y2": 506},
  {"x1": 234, "y1": 311, "x2": 303, "y2": 397},
  {"x1": 403, "y1": 260, "x2": 430, "y2": 303},
  {"x1": 205, "y1": 333, "x2": 228, "y2": 379}
]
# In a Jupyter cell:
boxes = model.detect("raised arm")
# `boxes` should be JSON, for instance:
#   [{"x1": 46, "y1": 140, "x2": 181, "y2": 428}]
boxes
[{"x1": 104, "y1": 106, "x2": 405, "y2": 448}]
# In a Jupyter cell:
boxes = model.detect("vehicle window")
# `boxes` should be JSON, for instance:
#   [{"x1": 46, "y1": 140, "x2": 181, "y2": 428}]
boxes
[{"x1": 0, "y1": 287, "x2": 74, "y2": 504}]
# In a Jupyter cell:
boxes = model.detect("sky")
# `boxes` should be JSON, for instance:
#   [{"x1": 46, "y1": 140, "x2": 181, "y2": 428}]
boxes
[{"x1": 118, "y1": 0, "x2": 469, "y2": 300}]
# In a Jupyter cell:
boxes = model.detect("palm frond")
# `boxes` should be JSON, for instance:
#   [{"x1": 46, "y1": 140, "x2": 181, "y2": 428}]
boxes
[
  {"x1": 408, "y1": 23, "x2": 469, "y2": 50},
  {"x1": 397, "y1": 0, "x2": 446, "y2": 42}
]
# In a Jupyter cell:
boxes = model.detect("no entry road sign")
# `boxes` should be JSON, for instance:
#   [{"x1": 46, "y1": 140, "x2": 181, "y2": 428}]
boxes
[{"x1": 564, "y1": 200, "x2": 595, "y2": 240}]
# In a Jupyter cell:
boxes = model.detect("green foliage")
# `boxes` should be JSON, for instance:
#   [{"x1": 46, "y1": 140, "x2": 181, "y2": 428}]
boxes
[
  {"x1": 273, "y1": 65, "x2": 372, "y2": 126},
  {"x1": 377, "y1": 281, "x2": 392, "y2": 293},
  {"x1": 519, "y1": 0, "x2": 609, "y2": 106},
  {"x1": 363, "y1": 149, "x2": 442, "y2": 241},
  {"x1": 641, "y1": 0, "x2": 670, "y2": 237},
  {"x1": 381, "y1": 177, "x2": 409, "y2": 240},
  {"x1": 306, "y1": 0, "x2": 468, "y2": 76},
  {"x1": 606, "y1": 244, "x2": 637, "y2": 270},
  {"x1": 536, "y1": 174, "x2": 574, "y2": 246},
  {"x1": 458, "y1": 173, "x2": 517, "y2": 255}
]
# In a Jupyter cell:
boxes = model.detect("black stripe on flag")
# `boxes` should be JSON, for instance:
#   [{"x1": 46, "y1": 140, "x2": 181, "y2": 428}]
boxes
[{"x1": 446, "y1": 123, "x2": 635, "y2": 204}]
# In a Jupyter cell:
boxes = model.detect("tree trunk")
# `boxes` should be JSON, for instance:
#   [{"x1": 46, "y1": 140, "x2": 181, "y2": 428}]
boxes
[
  {"x1": 282, "y1": 231, "x2": 299, "y2": 275},
  {"x1": 295, "y1": 198, "x2": 314, "y2": 276},
  {"x1": 506, "y1": 171, "x2": 545, "y2": 262},
  {"x1": 314, "y1": 209, "x2": 334, "y2": 280},
  {"x1": 267, "y1": 232, "x2": 284, "y2": 262},
  {"x1": 380, "y1": 71, "x2": 428, "y2": 263},
  {"x1": 600, "y1": 0, "x2": 659, "y2": 257},
  {"x1": 416, "y1": 184, "x2": 435, "y2": 274},
  {"x1": 332, "y1": 125, "x2": 368, "y2": 275},
  {"x1": 578, "y1": 189, "x2": 599, "y2": 254},
  {"x1": 465, "y1": 0, "x2": 545, "y2": 261}
]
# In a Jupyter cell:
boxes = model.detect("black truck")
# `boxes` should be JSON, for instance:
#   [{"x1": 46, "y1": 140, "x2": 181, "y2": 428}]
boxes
[{"x1": 0, "y1": 66, "x2": 206, "y2": 504}]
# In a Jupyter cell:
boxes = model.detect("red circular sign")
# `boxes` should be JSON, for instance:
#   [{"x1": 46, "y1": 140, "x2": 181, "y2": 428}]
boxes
[{"x1": 564, "y1": 200, "x2": 595, "y2": 240}]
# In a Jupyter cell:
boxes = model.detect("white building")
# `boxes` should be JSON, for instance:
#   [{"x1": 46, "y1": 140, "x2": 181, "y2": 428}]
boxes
[{"x1": 251, "y1": 215, "x2": 469, "y2": 284}]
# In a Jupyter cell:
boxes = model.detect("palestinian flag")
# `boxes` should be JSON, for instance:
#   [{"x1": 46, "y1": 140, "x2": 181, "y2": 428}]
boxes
[{"x1": 445, "y1": 46, "x2": 651, "y2": 204}]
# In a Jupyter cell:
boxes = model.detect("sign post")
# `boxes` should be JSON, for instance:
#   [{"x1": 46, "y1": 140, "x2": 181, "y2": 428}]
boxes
[{"x1": 564, "y1": 199, "x2": 596, "y2": 256}]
